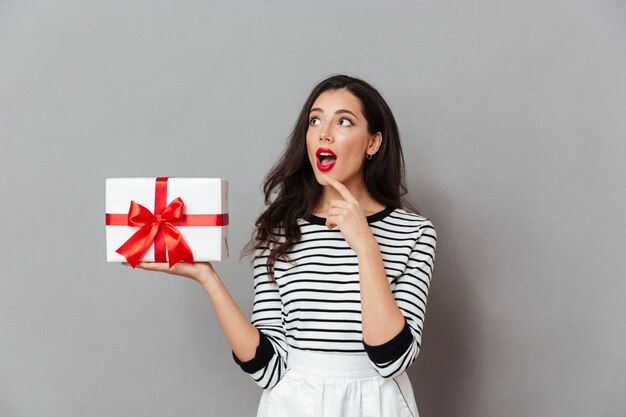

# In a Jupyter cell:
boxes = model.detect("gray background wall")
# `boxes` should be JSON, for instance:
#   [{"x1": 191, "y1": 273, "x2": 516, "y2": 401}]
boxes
[{"x1": 1, "y1": 1, "x2": 624, "y2": 416}]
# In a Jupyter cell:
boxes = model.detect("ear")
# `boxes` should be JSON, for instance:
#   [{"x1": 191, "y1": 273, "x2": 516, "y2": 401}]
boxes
[{"x1": 367, "y1": 132, "x2": 383, "y2": 155}]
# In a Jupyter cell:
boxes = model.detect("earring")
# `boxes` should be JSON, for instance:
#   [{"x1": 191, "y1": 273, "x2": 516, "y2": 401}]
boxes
[{"x1": 366, "y1": 153, "x2": 373, "y2": 160}]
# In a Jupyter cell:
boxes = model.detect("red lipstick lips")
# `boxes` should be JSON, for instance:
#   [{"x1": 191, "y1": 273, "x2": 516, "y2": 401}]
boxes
[{"x1": 316, "y1": 148, "x2": 337, "y2": 172}]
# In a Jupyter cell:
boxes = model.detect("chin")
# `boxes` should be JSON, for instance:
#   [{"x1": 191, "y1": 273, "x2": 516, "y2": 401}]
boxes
[{"x1": 313, "y1": 172, "x2": 327, "y2": 186}]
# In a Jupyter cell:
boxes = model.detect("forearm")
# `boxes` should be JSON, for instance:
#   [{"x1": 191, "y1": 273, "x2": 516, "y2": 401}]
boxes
[
  {"x1": 200, "y1": 271, "x2": 261, "y2": 362},
  {"x1": 357, "y1": 240, "x2": 406, "y2": 345}
]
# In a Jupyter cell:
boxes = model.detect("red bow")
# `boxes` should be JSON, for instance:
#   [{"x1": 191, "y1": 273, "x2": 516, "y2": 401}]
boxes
[{"x1": 115, "y1": 197, "x2": 194, "y2": 268}]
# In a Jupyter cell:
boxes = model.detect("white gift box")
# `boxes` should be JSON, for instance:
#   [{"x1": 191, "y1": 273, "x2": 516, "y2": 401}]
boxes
[{"x1": 105, "y1": 177, "x2": 228, "y2": 265}]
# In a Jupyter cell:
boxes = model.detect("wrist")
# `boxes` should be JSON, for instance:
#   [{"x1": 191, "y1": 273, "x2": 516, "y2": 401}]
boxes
[
  {"x1": 355, "y1": 236, "x2": 380, "y2": 258},
  {"x1": 198, "y1": 269, "x2": 220, "y2": 290}
]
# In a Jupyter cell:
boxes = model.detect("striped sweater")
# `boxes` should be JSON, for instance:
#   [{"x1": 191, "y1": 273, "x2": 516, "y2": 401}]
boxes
[{"x1": 232, "y1": 207, "x2": 437, "y2": 389}]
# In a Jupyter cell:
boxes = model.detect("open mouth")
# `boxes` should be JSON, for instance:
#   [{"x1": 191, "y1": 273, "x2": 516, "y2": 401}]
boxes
[{"x1": 316, "y1": 148, "x2": 337, "y2": 172}]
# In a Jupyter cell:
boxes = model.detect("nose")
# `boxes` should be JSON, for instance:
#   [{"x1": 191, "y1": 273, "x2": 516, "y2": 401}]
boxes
[{"x1": 319, "y1": 132, "x2": 333, "y2": 143}]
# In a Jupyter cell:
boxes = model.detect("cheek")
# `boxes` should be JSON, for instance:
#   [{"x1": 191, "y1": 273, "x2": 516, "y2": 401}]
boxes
[
  {"x1": 305, "y1": 133, "x2": 317, "y2": 160},
  {"x1": 339, "y1": 139, "x2": 366, "y2": 160}
]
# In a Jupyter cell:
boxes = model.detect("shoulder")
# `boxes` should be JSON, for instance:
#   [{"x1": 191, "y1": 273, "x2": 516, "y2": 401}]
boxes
[
  {"x1": 386, "y1": 209, "x2": 437, "y2": 258},
  {"x1": 385, "y1": 208, "x2": 436, "y2": 232}
]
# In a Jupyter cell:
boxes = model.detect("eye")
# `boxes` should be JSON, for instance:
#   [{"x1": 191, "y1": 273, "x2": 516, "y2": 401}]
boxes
[
  {"x1": 309, "y1": 117, "x2": 321, "y2": 126},
  {"x1": 338, "y1": 118, "x2": 353, "y2": 126}
]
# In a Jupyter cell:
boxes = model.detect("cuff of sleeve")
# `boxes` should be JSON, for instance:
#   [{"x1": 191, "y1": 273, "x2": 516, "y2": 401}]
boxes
[
  {"x1": 362, "y1": 317, "x2": 413, "y2": 364},
  {"x1": 232, "y1": 330, "x2": 275, "y2": 374}
]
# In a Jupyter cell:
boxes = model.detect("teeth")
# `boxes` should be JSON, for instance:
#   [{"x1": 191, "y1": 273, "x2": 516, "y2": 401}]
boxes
[{"x1": 319, "y1": 153, "x2": 334, "y2": 157}]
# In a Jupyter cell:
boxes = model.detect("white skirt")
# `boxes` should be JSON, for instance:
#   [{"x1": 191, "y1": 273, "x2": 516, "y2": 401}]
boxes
[{"x1": 256, "y1": 346, "x2": 419, "y2": 417}]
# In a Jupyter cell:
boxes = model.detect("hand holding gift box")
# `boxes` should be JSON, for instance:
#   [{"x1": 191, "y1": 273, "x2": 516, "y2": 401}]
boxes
[{"x1": 106, "y1": 177, "x2": 228, "y2": 268}]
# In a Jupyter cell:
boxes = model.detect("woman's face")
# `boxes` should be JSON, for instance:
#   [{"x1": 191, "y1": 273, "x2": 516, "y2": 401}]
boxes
[{"x1": 306, "y1": 89, "x2": 381, "y2": 186}]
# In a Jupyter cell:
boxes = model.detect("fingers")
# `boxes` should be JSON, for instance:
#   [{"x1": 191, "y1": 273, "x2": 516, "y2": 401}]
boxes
[
  {"x1": 325, "y1": 208, "x2": 347, "y2": 230},
  {"x1": 121, "y1": 261, "x2": 181, "y2": 274},
  {"x1": 328, "y1": 199, "x2": 350, "y2": 209},
  {"x1": 135, "y1": 262, "x2": 169, "y2": 271},
  {"x1": 121, "y1": 260, "x2": 212, "y2": 281},
  {"x1": 327, "y1": 206, "x2": 346, "y2": 218},
  {"x1": 328, "y1": 201, "x2": 359, "y2": 219}
]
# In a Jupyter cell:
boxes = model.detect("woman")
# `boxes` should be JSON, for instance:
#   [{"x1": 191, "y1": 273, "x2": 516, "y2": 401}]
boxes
[{"x1": 124, "y1": 74, "x2": 437, "y2": 417}]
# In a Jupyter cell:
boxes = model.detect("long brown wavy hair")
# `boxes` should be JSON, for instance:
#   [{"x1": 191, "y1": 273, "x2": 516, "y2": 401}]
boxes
[{"x1": 242, "y1": 74, "x2": 417, "y2": 282}]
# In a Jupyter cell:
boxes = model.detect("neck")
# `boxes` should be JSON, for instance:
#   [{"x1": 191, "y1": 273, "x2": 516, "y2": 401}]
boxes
[{"x1": 315, "y1": 176, "x2": 384, "y2": 215}]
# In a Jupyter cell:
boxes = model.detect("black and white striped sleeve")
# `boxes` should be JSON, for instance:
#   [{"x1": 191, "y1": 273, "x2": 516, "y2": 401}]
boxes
[
  {"x1": 363, "y1": 219, "x2": 437, "y2": 378},
  {"x1": 232, "y1": 249, "x2": 289, "y2": 389}
]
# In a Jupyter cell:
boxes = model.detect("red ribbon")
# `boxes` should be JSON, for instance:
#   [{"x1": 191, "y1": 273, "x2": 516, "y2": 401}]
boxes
[{"x1": 106, "y1": 177, "x2": 227, "y2": 268}]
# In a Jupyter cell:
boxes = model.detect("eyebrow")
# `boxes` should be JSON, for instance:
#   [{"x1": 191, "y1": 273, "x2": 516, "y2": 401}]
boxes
[{"x1": 309, "y1": 108, "x2": 359, "y2": 120}]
